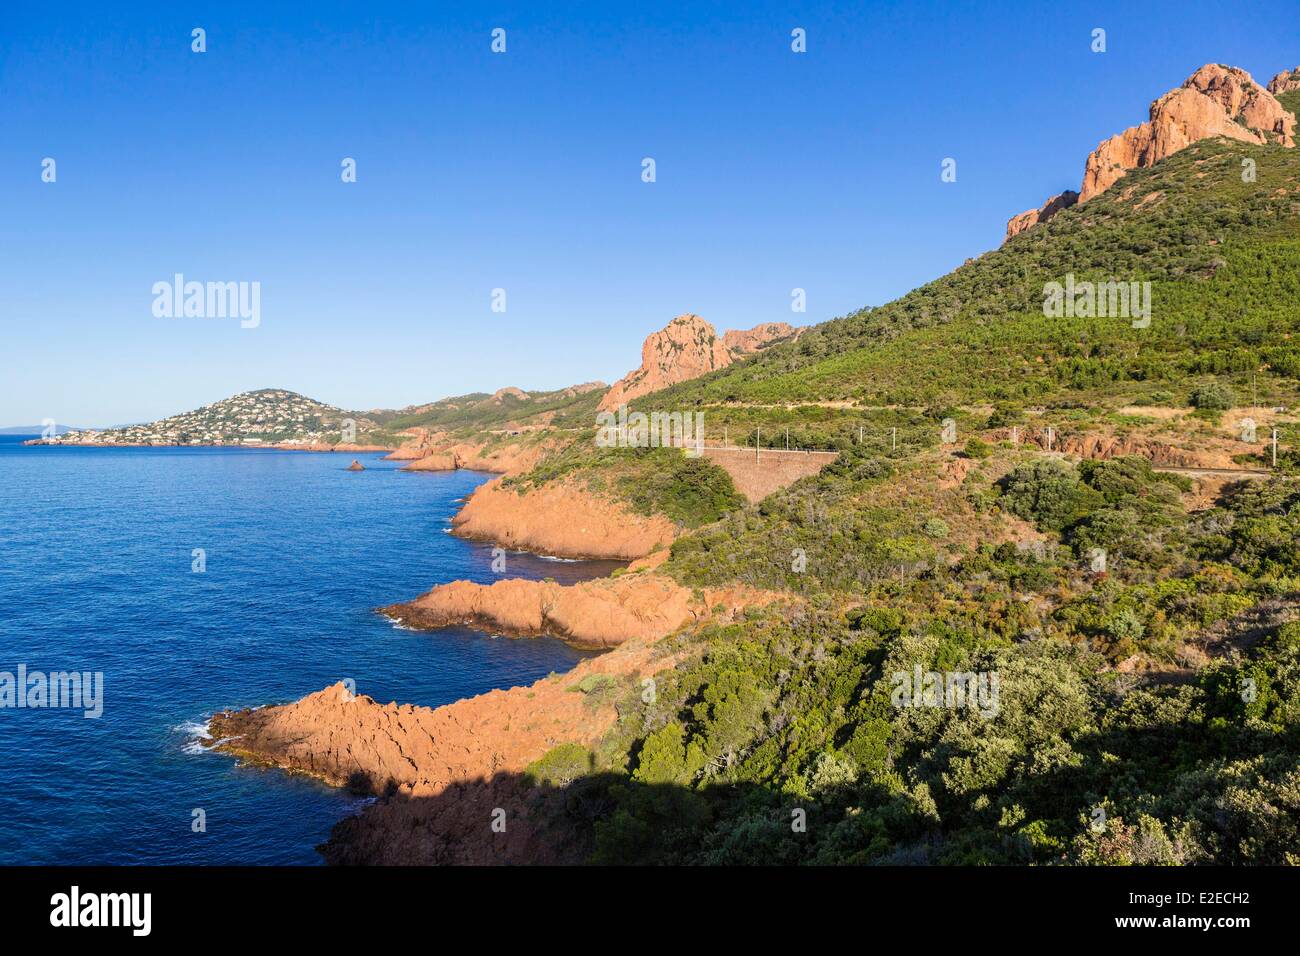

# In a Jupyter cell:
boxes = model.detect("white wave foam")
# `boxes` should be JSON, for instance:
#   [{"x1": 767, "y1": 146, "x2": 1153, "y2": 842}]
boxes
[
  {"x1": 177, "y1": 718, "x2": 213, "y2": 755},
  {"x1": 174, "y1": 719, "x2": 212, "y2": 740}
]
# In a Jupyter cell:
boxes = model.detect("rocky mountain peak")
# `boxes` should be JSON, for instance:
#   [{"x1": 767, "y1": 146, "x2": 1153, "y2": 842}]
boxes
[
  {"x1": 1005, "y1": 62, "x2": 1297, "y2": 241},
  {"x1": 598, "y1": 314, "x2": 801, "y2": 411}
]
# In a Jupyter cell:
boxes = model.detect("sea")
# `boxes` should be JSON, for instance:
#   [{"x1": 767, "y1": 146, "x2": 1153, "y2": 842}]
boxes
[{"x1": 0, "y1": 437, "x2": 620, "y2": 864}]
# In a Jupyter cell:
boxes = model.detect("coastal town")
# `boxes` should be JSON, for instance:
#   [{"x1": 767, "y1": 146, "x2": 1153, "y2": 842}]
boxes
[{"x1": 33, "y1": 388, "x2": 371, "y2": 447}]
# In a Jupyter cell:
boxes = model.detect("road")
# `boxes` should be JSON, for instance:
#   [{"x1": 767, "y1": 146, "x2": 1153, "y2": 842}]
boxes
[{"x1": 1152, "y1": 465, "x2": 1271, "y2": 479}]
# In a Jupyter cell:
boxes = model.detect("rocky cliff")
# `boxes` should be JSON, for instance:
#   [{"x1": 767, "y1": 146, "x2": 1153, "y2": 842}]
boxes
[
  {"x1": 208, "y1": 577, "x2": 783, "y2": 863},
  {"x1": 1006, "y1": 63, "x2": 1296, "y2": 240},
  {"x1": 1270, "y1": 67, "x2": 1300, "y2": 96},
  {"x1": 722, "y1": 321, "x2": 799, "y2": 354},
  {"x1": 207, "y1": 647, "x2": 663, "y2": 864},
  {"x1": 1081, "y1": 65, "x2": 1294, "y2": 202},
  {"x1": 1005, "y1": 190, "x2": 1079, "y2": 240},
  {"x1": 392, "y1": 430, "x2": 553, "y2": 474},
  {"x1": 381, "y1": 573, "x2": 697, "y2": 648},
  {"x1": 450, "y1": 476, "x2": 679, "y2": 560},
  {"x1": 598, "y1": 314, "x2": 799, "y2": 411}
]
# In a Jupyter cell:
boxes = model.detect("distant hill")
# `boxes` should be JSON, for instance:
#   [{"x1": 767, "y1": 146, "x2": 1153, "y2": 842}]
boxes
[
  {"x1": 38, "y1": 389, "x2": 384, "y2": 446},
  {"x1": 372, "y1": 382, "x2": 608, "y2": 435},
  {"x1": 0, "y1": 424, "x2": 86, "y2": 436}
]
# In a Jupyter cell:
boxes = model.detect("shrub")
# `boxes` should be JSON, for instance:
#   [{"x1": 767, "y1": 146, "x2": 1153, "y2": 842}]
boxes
[
  {"x1": 923, "y1": 518, "x2": 950, "y2": 538},
  {"x1": 524, "y1": 743, "x2": 593, "y2": 788},
  {"x1": 999, "y1": 459, "x2": 1097, "y2": 532},
  {"x1": 1189, "y1": 383, "x2": 1236, "y2": 411}
]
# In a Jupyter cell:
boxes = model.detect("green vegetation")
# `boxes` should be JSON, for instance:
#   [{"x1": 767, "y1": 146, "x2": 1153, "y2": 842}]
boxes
[
  {"x1": 1189, "y1": 382, "x2": 1237, "y2": 411},
  {"x1": 523, "y1": 743, "x2": 594, "y2": 788},
  {"x1": 373, "y1": 385, "x2": 605, "y2": 436},
  {"x1": 577, "y1": 609, "x2": 1299, "y2": 864},
  {"x1": 654, "y1": 141, "x2": 1300, "y2": 413},
  {"x1": 1275, "y1": 87, "x2": 1300, "y2": 119},
  {"x1": 529, "y1": 470, "x2": 1300, "y2": 864}
]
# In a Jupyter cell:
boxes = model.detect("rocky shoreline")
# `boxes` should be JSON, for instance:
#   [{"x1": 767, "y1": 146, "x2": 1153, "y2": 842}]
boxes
[
  {"x1": 206, "y1": 632, "x2": 685, "y2": 863},
  {"x1": 202, "y1": 452, "x2": 783, "y2": 861}
]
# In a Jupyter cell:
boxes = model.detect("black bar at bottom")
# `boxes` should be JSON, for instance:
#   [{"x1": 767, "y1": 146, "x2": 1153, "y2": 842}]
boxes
[{"x1": 0, "y1": 865, "x2": 1281, "y2": 941}]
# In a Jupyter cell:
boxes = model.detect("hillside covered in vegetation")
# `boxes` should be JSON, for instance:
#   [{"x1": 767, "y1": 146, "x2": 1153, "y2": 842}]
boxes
[
  {"x1": 499, "y1": 131, "x2": 1300, "y2": 865},
  {"x1": 659, "y1": 140, "x2": 1300, "y2": 415}
]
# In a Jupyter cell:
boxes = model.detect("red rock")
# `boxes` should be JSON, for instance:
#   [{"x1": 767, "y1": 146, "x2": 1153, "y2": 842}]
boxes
[
  {"x1": 380, "y1": 573, "x2": 699, "y2": 648},
  {"x1": 1268, "y1": 67, "x2": 1300, "y2": 95},
  {"x1": 721, "y1": 321, "x2": 799, "y2": 354},
  {"x1": 1080, "y1": 64, "x2": 1294, "y2": 203},
  {"x1": 451, "y1": 476, "x2": 678, "y2": 560},
  {"x1": 1005, "y1": 190, "x2": 1079, "y2": 240},
  {"x1": 208, "y1": 580, "x2": 787, "y2": 863},
  {"x1": 389, "y1": 427, "x2": 556, "y2": 475},
  {"x1": 598, "y1": 314, "x2": 801, "y2": 411},
  {"x1": 1006, "y1": 63, "x2": 1298, "y2": 240}
]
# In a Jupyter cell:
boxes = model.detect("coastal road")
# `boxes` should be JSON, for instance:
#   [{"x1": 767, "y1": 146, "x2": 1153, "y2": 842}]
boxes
[{"x1": 1152, "y1": 465, "x2": 1272, "y2": 479}]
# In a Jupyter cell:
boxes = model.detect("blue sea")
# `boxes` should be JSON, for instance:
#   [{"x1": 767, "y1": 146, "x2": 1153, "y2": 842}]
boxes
[{"x1": 0, "y1": 437, "x2": 620, "y2": 864}]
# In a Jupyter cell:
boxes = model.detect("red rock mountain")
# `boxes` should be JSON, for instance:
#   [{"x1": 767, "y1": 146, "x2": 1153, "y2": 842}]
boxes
[
  {"x1": 1268, "y1": 67, "x2": 1300, "y2": 96},
  {"x1": 1005, "y1": 63, "x2": 1297, "y2": 241},
  {"x1": 598, "y1": 314, "x2": 798, "y2": 411},
  {"x1": 722, "y1": 321, "x2": 799, "y2": 354}
]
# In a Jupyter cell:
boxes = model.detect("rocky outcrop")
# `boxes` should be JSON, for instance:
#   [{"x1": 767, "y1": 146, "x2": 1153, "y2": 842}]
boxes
[
  {"x1": 346, "y1": 459, "x2": 365, "y2": 471},
  {"x1": 389, "y1": 428, "x2": 553, "y2": 475},
  {"x1": 380, "y1": 573, "x2": 699, "y2": 648},
  {"x1": 451, "y1": 477, "x2": 678, "y2": 559},
  {"x1": 1268, "y1": 67, "x2": 1300, "y2": 96},
  {"x1": 1007, "y1": 63, "x2": 1297, "y2": 240},
  {"x1": 1005, "y1": 190, "x2": 1079, "y2": 240},
  {"x1": 208, "y1": 579, "x2": 784, "y2": 863},
  {"x1": 721, "y1": 321, "x2": 799, "y2": 355},
  {"x1": 598, "y1": 314, "x2": 801, "y2": 412},
  {"x1": 403, "y1": 441, "x2": 548, "y2": 475},
  {"x1": 599, "y1": 314, "x2": 730, "y2": 411},
  {"x1": 207, "y1": 631, "x2": 673, "y2": 863},
  {"x1": 385, "y1": 428, "x2": 443, "y2": 461},
  {"x1": 1081, "y1": 65, "x2": 1294, "y2": 202}
]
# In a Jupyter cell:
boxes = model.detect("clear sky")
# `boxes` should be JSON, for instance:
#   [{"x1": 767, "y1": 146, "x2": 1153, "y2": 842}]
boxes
[{"x1": 2, "y1": 0, "x2": 1297, "y2": 425}]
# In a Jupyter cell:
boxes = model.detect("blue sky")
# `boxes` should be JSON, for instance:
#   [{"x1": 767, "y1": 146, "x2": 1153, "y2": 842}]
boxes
[{"x1": 2, "y1": 0, "x2": 1297, "y2": 425}]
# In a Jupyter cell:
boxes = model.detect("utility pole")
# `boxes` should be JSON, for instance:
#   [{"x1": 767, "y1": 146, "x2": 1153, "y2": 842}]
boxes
[
  {"x1": 785, "y1": 427, "x2": 789, "y2": 451},
  {"x1": 724, "y1": 426, "x2": 728, "y2": 448},
  {"x1": 1273, "y1": 428, "x2": 1279, "y2": 468},
  {"x1": 892, "y1": 427, "x2": 896, "y2": 451},
  {"x1": 858, "y1": 425, "x2": 863, "y2": 445},
  {"x1": 1011, "y1": 426, "x2": 1018, "y2": 445},
  {"x1": 1047, "y1": 427, "x2": 1055, "y2": 452},
  {"x1": 756, "y1": 426, "x2": 761, "y2": 463}
]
